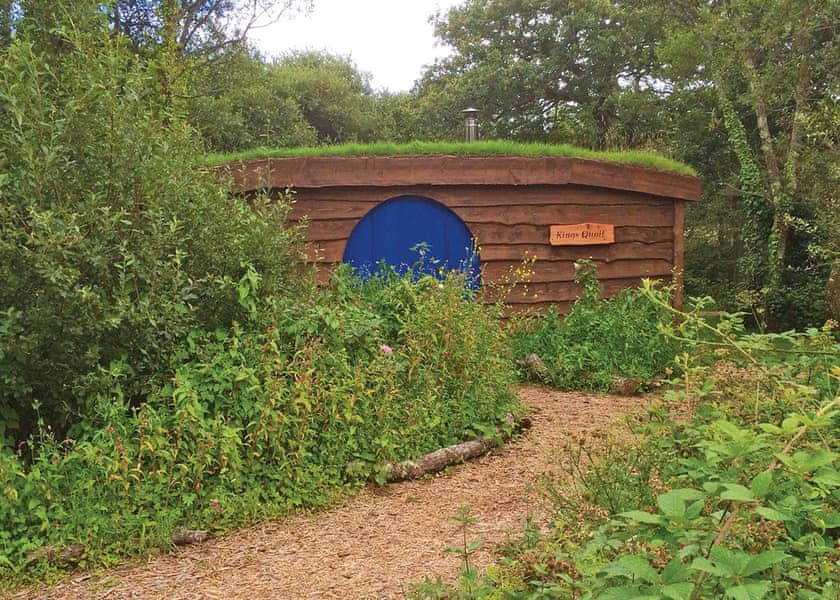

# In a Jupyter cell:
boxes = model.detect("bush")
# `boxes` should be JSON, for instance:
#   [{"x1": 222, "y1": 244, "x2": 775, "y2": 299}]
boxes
[
  {"x1": 0, "y1": 18, "x2": 309, "y2": 439},
  {"x1": 508, "y1": 261, "x2": 682, "y2": 392},
  {"x1": 0, "y1": 265, "x2": 520, "y2": 585}
]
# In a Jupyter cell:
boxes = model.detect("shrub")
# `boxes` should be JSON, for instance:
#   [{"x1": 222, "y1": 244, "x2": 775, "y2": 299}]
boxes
[
  {"x1": 0, "y1": 16, "x2": 309, "y2": 439},
  {"x1": 508, "y1": 261, "x2": 682, "y2": 392},
  {"x1": 421, "y1": 310, "x2": 840, "y2": 599},
  {"x1": 0, "y1": 265, "x2": 520, "y2": 585}
]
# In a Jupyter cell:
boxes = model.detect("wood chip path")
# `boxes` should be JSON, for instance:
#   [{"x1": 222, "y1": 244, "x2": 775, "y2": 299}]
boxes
[{"x1": 10, "y1": 386, "x2": 648, "y2": 600}]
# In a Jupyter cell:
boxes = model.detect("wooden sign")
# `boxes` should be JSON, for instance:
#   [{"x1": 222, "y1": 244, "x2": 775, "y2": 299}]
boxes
[{"x1": 550, "y1": 223, "x2": 615, "y2": 246}]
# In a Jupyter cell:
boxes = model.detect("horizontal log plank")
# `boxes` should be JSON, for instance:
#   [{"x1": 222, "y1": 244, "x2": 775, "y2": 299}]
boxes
[
  {"x1": 454, "y1": 204, "x2": 674, "y2": 227},
  {"x1": 303, "y1": 229, "x2": 675, "y2": 264},
  {"x1": 482, "y1": 258, "x2": 674, "y2": 282},
  {"x1": 281, "y1": 185, "x2": 674, "y2": 210},
  {"x1": 469, "y1": 224, "x2": 673, "y2": 246},
  {"x1": 478, "y1": 241, "x2": 673, "y2": 262},
  {"x1": 223, "y1": 156, "x2": 701, "y2": 201}
]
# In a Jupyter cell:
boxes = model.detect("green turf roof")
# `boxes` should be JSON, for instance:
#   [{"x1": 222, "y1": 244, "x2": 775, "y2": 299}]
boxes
[{"x1": 207, "y1": 140, "x2": 697, "y2": 177}]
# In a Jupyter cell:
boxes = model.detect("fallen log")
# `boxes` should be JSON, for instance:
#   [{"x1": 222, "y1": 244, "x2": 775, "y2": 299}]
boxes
[
  {"x1": 382, "y1": 437, "x2": 498, "y2": 482},
  {"x1": 25, "y1": 543, "x2": 85, "y2": 566},
  {"x1": 377, "y1": 414, "x2": 533, "y2": 483},
  {"x1": 172, "y1": 530, "x2": 211, "y2": 546},
  {"x1": 24, "y1": 530, "x2": 212, "y2": 567}
]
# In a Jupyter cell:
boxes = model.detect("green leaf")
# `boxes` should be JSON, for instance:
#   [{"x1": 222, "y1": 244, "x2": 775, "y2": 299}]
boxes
[
  {"x1": 661, "y1": 582, "x2": 693, "y2": 600},
  {"x1": 596, "y1": 586, "x2": 657, "y2": 600},
  {"x1": 755, "y1": 506, "x2": 791, "y2": 521},
  {"x1": 657, "y1": 491, "x2": 686, "y2": 518},
  {"x1": 749, "y1": 471, "x2": 773, "y2": 499},
  {"x1": 725, "y1": 581, "x2": 771, "y2": 600},
  {"x1": 662, "y1": 557, "x2": 689, "y2": 584},
  {"x1": 600, "y1": 554, "x2": 659, "y2": 584},
  {"x1": 781, "y1": 416, "x2": 802, "y2": 434},
  {"x1": 720, "y1": 483, "x2": 756, "y2": 502},
  {"x1": 777, "y1": 449, "x2": 837, "y2": 473},
  {"x1": 708, "y1": 546, "x2": 750, "y2": 577},
  {"x1": 619, "y1": 510, "x2": 665, "y2": 525},
  {"x1": 656, "y1": 488, "x2": 702, "y2": 519},
  {"x1": 811, "y1": 466, "x2": 840, "y2": 489},
  {"x1": 810, "y1": 510, "x2": 840, "y2": 528},
  {"x1": 741, "y1": 550, "x2": 788, "y2": 577},
  {"x1": 684, "y1": 499, "x2": 705, "y2": 520},
  {"x1": 690, "y1": 556, "x2": 730, "y2": 578}
]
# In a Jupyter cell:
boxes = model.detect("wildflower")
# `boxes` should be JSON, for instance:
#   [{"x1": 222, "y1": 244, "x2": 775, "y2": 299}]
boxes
[{"x1": 381, "y1": 344, "x2": 393, "y2": 355}]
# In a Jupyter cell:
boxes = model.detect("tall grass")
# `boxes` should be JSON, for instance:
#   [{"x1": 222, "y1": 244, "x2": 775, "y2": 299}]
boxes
[{"x1": 206, "y1": 140, "x2": 697, "y2": 176}]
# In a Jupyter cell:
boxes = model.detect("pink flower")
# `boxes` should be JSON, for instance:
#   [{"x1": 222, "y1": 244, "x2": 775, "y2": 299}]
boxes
[{"x1": 381, "y1": 344, "x2": 393, "y2": 355}]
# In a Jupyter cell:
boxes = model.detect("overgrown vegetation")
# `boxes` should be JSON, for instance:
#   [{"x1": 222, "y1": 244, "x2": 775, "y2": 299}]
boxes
[
  {"x1": 0, "y1": 262, "x2": 519, "y2": 585},
  {"x1": 508, "y1": 261, "x2": 680, "y2": 393},
  {"x1": 2, "y1": 1, "x2": 838, "y2": 595},
  {"x1": 0, "y1": 14, "x2": 308, "y2": 441},
  {"x1": 414, "y1": 300, "x2": 840, "y2": 599}
]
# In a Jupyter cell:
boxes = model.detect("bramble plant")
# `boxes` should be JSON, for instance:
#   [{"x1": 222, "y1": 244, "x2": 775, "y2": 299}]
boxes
[
  {"x1": 508, "y1": 261, "x2": 682, "y2": 392},
  {"x1": 422, "y1": 298, "x2": 839, "y2": 599}
]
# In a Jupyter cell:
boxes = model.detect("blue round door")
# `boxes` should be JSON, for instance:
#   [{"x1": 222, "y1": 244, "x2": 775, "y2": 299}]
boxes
[{"x1": 343, "y1": 195, "x2": 479, "y2": 286}]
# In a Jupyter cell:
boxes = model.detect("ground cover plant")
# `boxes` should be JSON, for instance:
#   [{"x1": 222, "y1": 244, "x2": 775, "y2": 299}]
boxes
[
  {"x1": 508, "y1": 261, "x2": 682, "y2": 393},
  {"x1": 0, "y1": 262, "x2": 520, "y2": 587},
  {"x1": 416, "y1": 300, "x2": 840, "y2": 599}
]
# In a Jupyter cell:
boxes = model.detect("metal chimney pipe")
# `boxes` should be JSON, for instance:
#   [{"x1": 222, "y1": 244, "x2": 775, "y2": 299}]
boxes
[{"x1": 461, "y1": 107, "x2": 480, "y2": 142}]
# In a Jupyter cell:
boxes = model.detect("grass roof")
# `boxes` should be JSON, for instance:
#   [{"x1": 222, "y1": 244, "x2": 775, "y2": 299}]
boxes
[{"x1": 206, "y1": 140, "x2": 697, "y2": 177}]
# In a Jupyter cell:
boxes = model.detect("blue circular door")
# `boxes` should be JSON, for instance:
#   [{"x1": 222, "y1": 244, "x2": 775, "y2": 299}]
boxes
[{"x1": 343, "y1": 196, "x2": 479, "y2": 286}]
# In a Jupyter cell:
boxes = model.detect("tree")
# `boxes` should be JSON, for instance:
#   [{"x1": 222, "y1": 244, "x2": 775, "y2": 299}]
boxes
[
  {"x1": 0, "y1": 1, "x2": 309, "y2": 438},
  {"x1": 110, "y1": 0, "x2": 310, "y2": 61},
  {"x1": 184, "y1": 49, "x2": 385, "y2": 152},
  {"x1": 185, "y1": 47, "x2": 318, "y2": 151},
  {"x1": 656, "y1": 0, "x2": 839, "y2": 327},
  {"x1": 272, "y1": 50, "x2": 379, "y2": 144},
  {"x1": 109, "y1": 0, "x2": 311, "y2": 97},
  {"x1": 421, "y1": 0, "x2": 665, "y2": 147}
]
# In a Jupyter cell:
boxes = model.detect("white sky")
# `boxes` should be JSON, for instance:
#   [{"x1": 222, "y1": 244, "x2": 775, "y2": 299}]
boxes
[{"x1": 248, "y1": 0, "x2": 464, "y2": 93}]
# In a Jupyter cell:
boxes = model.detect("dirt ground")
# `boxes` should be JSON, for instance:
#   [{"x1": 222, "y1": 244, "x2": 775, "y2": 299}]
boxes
[{"x1": 9, "y1": 385, "x2": 651, "y2": 600}]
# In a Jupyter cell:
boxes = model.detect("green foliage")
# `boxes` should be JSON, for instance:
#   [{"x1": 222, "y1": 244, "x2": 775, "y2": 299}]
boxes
[
  {"x1": 0, "y1": 15, "x2": 309, "y2": 437},
  {"x1": 425, "y1": 304, "x2": 840, "y2": 599},
  {"x1": 185, "y1": 49, "x2": 383, "y2": 152},
  {"x1": 412, "y1": 505, "x2": 493, "y2": 600},
  {"x1": 413, "y1": 0, "x2": 838, "y2": 330},
  {"x1": 420, "y1": 0, "x2": 664, "y2": 148},
  {"x1": 509, "y1": 262, "x2": 681, "y2": 392},
  {"x1": 184, "y1": 48, "x2": 319, "y2": 152},
  {"x1": 0, "y1": 266, "x2": 519, "y2": 586}
]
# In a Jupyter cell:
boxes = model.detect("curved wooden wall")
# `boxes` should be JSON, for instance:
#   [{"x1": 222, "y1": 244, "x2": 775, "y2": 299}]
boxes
[{"x1": 220, "y1": 156, "x2": 700, "y2": 312}]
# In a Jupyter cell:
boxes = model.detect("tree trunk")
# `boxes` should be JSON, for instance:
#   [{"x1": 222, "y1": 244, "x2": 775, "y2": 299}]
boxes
[{"x1": 827, "y1": 258, "x2": 840, "y2": 322}]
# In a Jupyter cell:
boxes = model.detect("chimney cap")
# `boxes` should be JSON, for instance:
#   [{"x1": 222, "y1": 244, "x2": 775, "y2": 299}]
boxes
[{"x1": 461, "y1": 107, "x2": 481, "y2": 115}]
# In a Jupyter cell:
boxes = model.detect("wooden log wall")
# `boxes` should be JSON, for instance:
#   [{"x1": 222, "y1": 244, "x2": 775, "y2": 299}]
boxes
[{"x1": 222, "y1": 156, "x2": 701, "y2": 313}]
